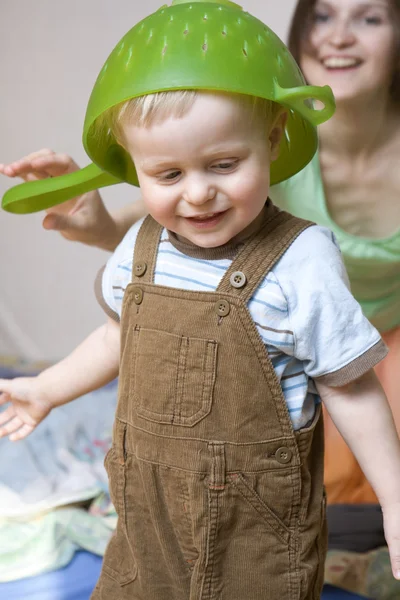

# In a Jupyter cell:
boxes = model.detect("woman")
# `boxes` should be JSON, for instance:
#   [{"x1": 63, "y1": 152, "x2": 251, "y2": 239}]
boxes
[
  {"x1": 284, "y1": 0, "x2": 400, "y2": 504},
  {"x1": 278, "y1": 2, "x2": 400, "y2": 596},
  {"x1": 1, "y1": 0, "x2": 400, "y2": 596}
]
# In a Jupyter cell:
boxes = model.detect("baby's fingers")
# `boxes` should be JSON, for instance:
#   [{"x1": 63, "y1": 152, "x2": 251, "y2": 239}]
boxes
[
  {"x1": 0, "y1": 402, "x2": 35, "y2": 440},
  {"x1": 0, "y1": 380, "x2": 14, "y2": 399},
  {"x1": 9, "y1": 422, "x2": 35, "y2": 442},
  {"x1": 0, "y1": 404, "x2": 16, "y2": 427},
  {"x1": 0, "y1": 415, "x2": 24, "y2": 439}
]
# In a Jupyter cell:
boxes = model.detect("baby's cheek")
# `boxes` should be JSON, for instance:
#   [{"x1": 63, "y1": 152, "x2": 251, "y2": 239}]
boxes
[
  {"x1": 234, "y1": 181, "x2": 269, "y2": 207},
  {"x1": 146, "y1": 200, "x2": 174, "y2": 228}
]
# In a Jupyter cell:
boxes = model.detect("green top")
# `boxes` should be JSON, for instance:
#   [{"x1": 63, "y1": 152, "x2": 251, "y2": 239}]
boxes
[{"x1": 271, "y1": 153, "x2": 400, "y2": 333}]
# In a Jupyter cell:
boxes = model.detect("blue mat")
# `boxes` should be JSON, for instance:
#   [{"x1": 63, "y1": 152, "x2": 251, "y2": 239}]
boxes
[
  {"x1": 0, "y1": 551, "x2": 370, "y2": 600},
  {"x1": 0, "y1": 551, "x2": 102, "y2": 600},
  {"x1": 322, "y1": 584, "x2": 372, "y2": 599}
]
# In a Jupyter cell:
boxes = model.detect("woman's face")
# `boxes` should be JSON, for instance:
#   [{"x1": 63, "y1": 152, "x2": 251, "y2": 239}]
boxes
[{"x1": 299, "y1": 0, "x2": 398, "y2": 104}]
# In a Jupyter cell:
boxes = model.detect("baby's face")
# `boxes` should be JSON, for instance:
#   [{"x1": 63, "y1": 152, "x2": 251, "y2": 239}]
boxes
[{"x1": 123, "y1": 93, "x2": 285, "y2": 248}]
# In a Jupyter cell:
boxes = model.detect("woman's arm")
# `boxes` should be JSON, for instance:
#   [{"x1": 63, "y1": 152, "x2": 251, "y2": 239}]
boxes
[
  {"x1": 317, "y1": 370, "x2": 400, "y2": 578},
  {"x1": 0, "y1": 317, "x2": 120, "y2": 441},
  {"x1": 103, "y1": 200, "x2": 147, "y2": 251},
  {"x1": 43, "y1": 195, "x2": 146, "y2": 251}
]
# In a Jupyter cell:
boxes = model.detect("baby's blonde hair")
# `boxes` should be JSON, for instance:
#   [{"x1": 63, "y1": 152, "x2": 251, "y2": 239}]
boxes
[{"x1": 95, "y1": 90, "x2": 283, "y2": 148}]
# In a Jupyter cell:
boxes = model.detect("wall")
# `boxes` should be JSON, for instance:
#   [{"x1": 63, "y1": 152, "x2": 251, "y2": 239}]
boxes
[{"x1": 0, "y1": 0, "x2": 296, "y2": 361}]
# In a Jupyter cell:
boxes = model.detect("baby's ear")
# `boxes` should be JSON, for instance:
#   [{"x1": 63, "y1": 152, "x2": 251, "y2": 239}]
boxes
[{"x1": 269, "y1": 110, "x2": 288, "y2": 162}]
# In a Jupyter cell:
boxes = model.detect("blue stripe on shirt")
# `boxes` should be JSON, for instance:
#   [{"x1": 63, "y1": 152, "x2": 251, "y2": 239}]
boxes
[
  {"x1": 117, "y1": 264, "x2": 132, "y2": 273},
  {"x1": 261, "y1": 336, "x2": 293, "y2": 347},
  {"x1": 159, "y1": 249, "x2": 228, "y2": 271},
  {"x1": 249, "y1": 297, "x2": 288, "y2": 313},
  {"x1": 281, "y1": 382, "x2": 308, "y2": 392},
  {"x1": 155, "y1": 271, "x2": 216, "y2": 290}
]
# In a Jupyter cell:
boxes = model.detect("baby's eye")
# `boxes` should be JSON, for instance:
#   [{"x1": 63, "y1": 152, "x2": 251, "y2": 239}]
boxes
[
  {"x1": 213, "y1": 160, "x2": 238, "y2": 171},
  {"x1": 162, "y1": 170, "x2": 181, "y2": 181}
]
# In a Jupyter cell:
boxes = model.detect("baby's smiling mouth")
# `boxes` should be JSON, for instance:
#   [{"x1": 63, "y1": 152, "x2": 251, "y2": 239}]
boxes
[
  {"x1": 187, "y1": 212, "x2": 223, "y2": 221},
  {"x1": 184, "y1": 210, "x2": 228, "y2": 227}
]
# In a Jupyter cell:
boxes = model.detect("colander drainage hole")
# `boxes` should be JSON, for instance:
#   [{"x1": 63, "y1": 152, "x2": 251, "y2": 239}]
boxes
[{"x1": 202, "y1": 43, "x2": 208, "y2": 51}]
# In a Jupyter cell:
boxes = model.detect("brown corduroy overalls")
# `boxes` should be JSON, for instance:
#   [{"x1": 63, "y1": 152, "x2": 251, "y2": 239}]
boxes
[{"x1": 92, "y1": 207, "x2": 327, "y2": 600}]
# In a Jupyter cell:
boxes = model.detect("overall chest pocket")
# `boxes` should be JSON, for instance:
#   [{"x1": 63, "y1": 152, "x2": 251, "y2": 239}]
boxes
[{"x1": 131, "y1": 326, "x2": 218, "y2": 426}]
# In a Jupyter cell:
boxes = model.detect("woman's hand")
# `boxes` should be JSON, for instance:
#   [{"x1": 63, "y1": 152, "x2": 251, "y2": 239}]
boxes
[{"x1": 0, "y1": 148, "x2": 118, "y2": 249}]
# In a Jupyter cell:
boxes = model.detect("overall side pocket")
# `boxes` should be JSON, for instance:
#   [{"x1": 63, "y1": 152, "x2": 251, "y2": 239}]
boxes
[{"x1": 102, "y1": 447, "x2": 137, "y2": 586}]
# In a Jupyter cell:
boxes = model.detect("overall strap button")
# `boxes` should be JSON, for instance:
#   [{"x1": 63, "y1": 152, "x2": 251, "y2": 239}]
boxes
[
  {"x1": 132, "y1": 287, "x2": 144, "y2": 305},
  {"x1": 230, "y1": 271, "x2": 247, "y2": 289},
  {"x1": 215, "y1": 299, "x2": 230, "y2": 317},
  {"x1": 134, "y1": 262, "x2": 147, "y2": 277}
]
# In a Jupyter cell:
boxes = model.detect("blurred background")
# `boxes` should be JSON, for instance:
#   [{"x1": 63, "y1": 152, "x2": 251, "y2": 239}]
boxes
[{"x1": 0, "y1": 0, "x2": 297, "y2": 361}]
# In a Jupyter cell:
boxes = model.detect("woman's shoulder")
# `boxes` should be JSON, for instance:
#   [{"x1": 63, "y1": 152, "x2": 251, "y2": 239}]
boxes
[{"x1": 269, "y1": 153, "x2": 327, "y2": 223}]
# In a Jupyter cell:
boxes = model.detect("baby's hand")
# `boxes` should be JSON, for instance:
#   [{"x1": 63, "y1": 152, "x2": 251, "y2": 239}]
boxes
[
  {"x1": 0, "y1": 377, "x2": 53, "y2": 441},
  {"x1": 382, "y1": 502, "x2": 400, "y2": 579}
]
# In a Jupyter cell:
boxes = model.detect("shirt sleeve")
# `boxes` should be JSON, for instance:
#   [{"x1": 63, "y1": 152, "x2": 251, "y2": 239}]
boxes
[
  {"x1": 94, "y1": 218, "x2": 145, "y2": 321},
  {"x1": 274, "y1": 225, "x2": 388, "y2": 386}
]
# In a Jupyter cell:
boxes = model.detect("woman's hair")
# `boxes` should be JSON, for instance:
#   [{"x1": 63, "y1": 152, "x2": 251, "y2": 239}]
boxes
[
  {"x1": 96, "y1": 90, "x2": 282, "y2": 148},
  {"x1": 288, "y1": 0, "x2": 400, "y2": 102}
]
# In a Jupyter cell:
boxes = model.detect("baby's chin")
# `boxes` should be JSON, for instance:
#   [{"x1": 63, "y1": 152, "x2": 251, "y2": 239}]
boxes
[{"x1": 175, "y1": 232, "x2": 233, "y2": 249}]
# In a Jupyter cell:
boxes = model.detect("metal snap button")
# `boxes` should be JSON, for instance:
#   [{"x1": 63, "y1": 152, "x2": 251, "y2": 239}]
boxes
[
  {"x1": 275, "y1": 447, "x2": 292, "y2": 464},
  {"x1": 215, "y1": 299, "x2": 230, "y2": 317},
  {"x1": 132, "y1": 287, "x2": 143, "y2": 305},
  {"x1": 133, "y1": 262, "x2": 147, "y2": 277},
  {"x1": 230, "y1": 271, "x2": 247, "y2": 289}
]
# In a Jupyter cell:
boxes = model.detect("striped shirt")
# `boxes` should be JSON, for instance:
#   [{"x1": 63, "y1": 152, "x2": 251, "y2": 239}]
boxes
[{"x1": 99, "y1": 215, "x2": 386, "y2": 430}]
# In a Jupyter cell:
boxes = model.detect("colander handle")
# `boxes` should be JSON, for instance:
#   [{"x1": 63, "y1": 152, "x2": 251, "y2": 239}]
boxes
[
  {"x1": 274, "y1": 83, "x2": 335, "y2": 126},
  {"x1": 1, "y1": 163, "x2": 122, "y2": 215}
]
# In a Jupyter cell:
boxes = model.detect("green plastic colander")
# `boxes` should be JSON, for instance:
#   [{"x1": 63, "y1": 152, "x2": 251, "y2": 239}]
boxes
[{"x1": 2, "y1": 0, "x2": 335, "y2": 214}]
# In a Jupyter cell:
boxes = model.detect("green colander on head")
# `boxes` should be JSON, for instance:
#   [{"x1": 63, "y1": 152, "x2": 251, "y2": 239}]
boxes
[{"x1": 2, "y1": 0, "x2": 335, "y2": 214}]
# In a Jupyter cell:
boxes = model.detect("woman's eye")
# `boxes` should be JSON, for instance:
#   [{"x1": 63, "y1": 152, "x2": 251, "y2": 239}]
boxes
[
  {"x1": 313, "y1": 11, "x2": 330, "y2": 23},
  {"x1": 364, "y1": 16, "x2": 382, "y2": 25}
]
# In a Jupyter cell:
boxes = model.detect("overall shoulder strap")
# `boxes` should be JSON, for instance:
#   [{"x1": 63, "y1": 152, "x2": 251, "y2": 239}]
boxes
[
  {"x1": 217, "y1": 207, "x2": 314, "y2": 303},
  {"x1": 131, "y1": 215, "x2": 163, "y2": 283}
]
